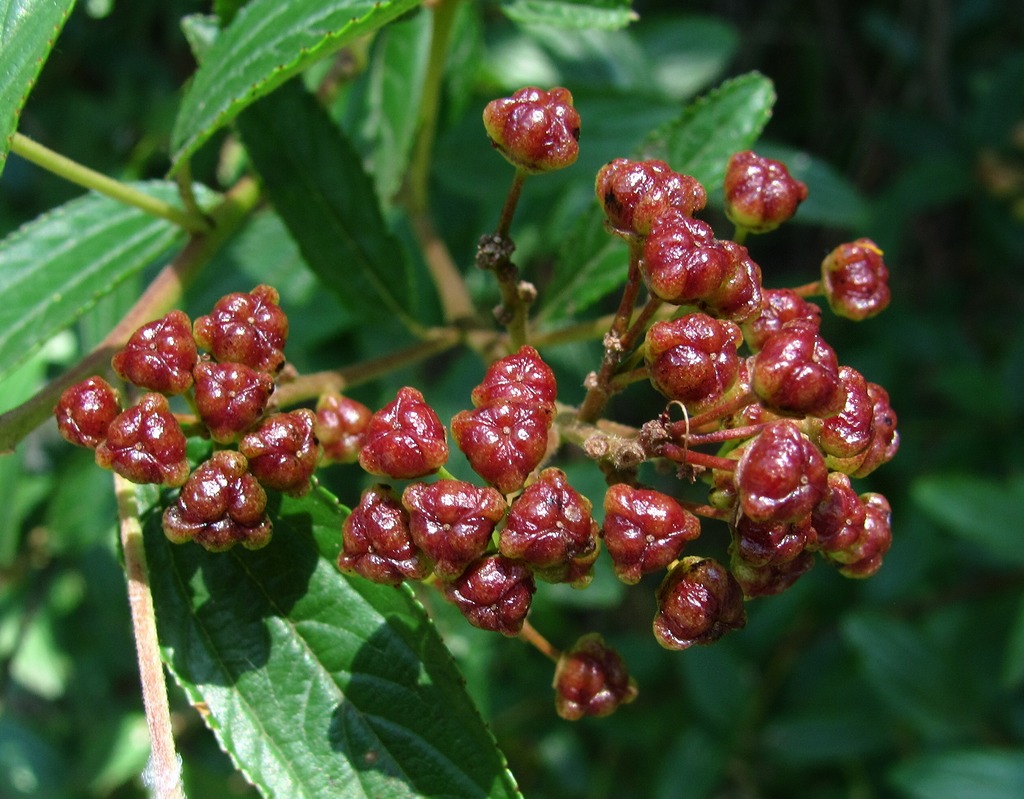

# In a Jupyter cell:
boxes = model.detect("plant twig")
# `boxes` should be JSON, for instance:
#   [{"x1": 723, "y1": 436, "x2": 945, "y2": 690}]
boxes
[
  {"x1": 114, "y1": 475, "x2": 185, "y2": 799},
  {"x1": 10, "y1": 133, "x2": 211, "y2": 234}
]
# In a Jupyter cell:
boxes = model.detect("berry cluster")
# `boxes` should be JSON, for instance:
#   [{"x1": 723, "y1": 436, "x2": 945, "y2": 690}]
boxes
[{"x1": 55, "y1": 286, "x2": 321, "y2": 551}]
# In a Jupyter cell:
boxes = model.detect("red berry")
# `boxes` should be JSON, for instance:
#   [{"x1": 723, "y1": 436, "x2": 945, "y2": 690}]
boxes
[
  {"x1": 811, "y1": 471, "x2": 867, "y2": 554},
  {"x1": 742, "y1": 288, "x2": 822, "y2": 352},
  {"x1": 54, "y1": 376, "x2": 121, "y2": 449},
  {"x1": 338, "y1": 485, "x2": 431, "y2": 585},
  {"x1": 723, "y1": 150, "x2": 808, "y2": 234},
  {"x1": 751, "y1": 324, "x2": 845, "y2": 417},
  {"x1": 314, "y1": 392, "x2": 372, "y2": 465},
  {"x1": 732, "y1": 513, "x2": 816, "y2": 568},
  {"x1": 595, "y1": 158, "x2": 706, "y2": 237},
  {"x1": 162, "y1": 450, "x2": 273, "y2": 551},
  {"x1": 809, "y1": 366, "x2": 874, "y2": 459},
  {"x1": 825, "y1": 382, "x2": 899, "y2": 477},
  {"x1": 499, "y1": 468, "x2": 599, "y2": 583},
  {"x1": 193, "y1": 284, "x2": 289, "y2": 373},
  {"x1": 821, "y1": 239, "x2": 890, "y2": 321},
  {"x1": 553, "y1": 633, "x2": 639, "y2": 720},
  {"x1": 358, "y1": 387, "x2": 449, "y2": 480},
  {"x1": 471, "y1": 345, "x2": 557, "y2": 410},
  {"x1": 239, "y1": 409, "x2": 320, "y2": 496},
  {"x1": 193, "y1": 361, "x2": 275, "y2": 444},
  {"x1": 402, "y1": 480, "x2": 507, "y2": 580},
  {"x1": 111, "y1": 310, "x2": 198, "y2": 395},
  {"x1": 443, "y1": 554, "x2": 536, "y2": 636},
  {"x1": 645, "y1": 313, "x2": 744, "y2": 413},
  {"x1": 482, "y1": 86, "x2": 581, "y2": 174},
  {"x1": 653, "y1": 557, "x2": 747, "y2": 650},
  {"x1": 832, "y1": 492, "x2": 892, "y2": 578},
  {"x1": 641, "y1": 212, "x2": 731, "y2": 304},
  {"x1": 735, "y1": 420, "x2": 828, "y2": 524},
  {"x1": 601, "y1": 484, "x2": 701, "y2": 584},
  {"x1": 95, "y1": 393, "x2": 189, "y2": 486},
  {"x1": 730, "y1": 548, "x2": 815, "y2": 598},
  {"x1": 701, "y1": 240, "x2": 764, "y2": 323},
  {"x1": 451, "y1": 401, "x2": 553, "y2": 495}
]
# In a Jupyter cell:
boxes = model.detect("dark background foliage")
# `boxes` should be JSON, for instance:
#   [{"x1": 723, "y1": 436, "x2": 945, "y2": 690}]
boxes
[{"x1": 2, "y1": 1, "x2": 1023, "y2": 797}]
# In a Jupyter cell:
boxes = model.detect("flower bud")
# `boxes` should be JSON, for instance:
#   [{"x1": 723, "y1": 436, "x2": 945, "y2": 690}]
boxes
[
  {"x1": 483, "y1": 87, "x2": 580, "y2": 174},
  {"x1": 554, "y1": 633, "x2": 638, "y2": 720},
  {"x1": 724, "y1": 150, "x2": 808, "y2": 234},
  {"x1": 653, "y1": 557, "x2": 746, "y2": 650},
  {"x1": 821, "y1": 239, "x2": 890, "y2": 321}
]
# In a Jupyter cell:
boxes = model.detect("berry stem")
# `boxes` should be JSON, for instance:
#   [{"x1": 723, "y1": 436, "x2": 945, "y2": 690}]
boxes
[
  {"x1": 10, "y1": 132, "x2": 211, "y2": 234},
  {"x1": 658, "y1": 443, "x2": 737, "y2": 472},
  {"x1": 790, "y1": 279, "x2": 823, "y2": 297},
  {"x1": 683, "y1": 390, "x2": 758, "y2": 431},
  {"x1": 676, "y1": 499, "x2": 731, "y2": 521},
  {"x1": 731, "y1": 224, "x2": 750, "y2": 246},
  {"x1": 114, "y1": 475, "x2": 185, "y2": 799},
  {"x1": 497, "y1": 170, "x2": 527, "y2": 241},
  {"x1": 608, "y1": 366, "x2": 650, "y2": 392},
  {"x1": 0, "y1": 176, "x2": 261, "y2": 455},
  {"x1": 518, "y1": 619, "x2": 561, "y2": 663},
  {"x1": 668, "y1": 422, "x2": 765, "y2": 447}
]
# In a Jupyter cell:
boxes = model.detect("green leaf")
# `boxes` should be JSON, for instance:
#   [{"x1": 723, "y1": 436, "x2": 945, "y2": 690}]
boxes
[
  {"x1": 170, "y1": 0, "x2": 422, "y2": 169},
  {"x1": 889, "y1": 749, "x2": 1024, "y2": 799},
  {"x1": 639, "y1": 71, "x2": 776, "y2": 189},
  {"x1": 144, "y1": 485, "x2": 522, "y2": 799},
  {"x1": 0, "y1": 0, "x2": 76, "y2": 178},
  {"x1": 500, "y1": 0, "x2": 637, "y2": 30},
  {"x1": 912, "y1": 473, "x2": 1024, "y2": 567},
  {"x1": 237, "y1": 81, "x2": 416, "y2": 327},
  {"x1": 0, "y1": 182, "x2": 208, "y2": 382}
]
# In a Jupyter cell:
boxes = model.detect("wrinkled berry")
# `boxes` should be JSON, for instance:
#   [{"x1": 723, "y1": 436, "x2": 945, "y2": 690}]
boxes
[
  {"x1": 730, "y1": 548, "x2": 815, "y2": 597},
  {"x1": 452, "y1": 401, "x2": 553, "y2": 495},
  {"x1": 338, "y1": 485, "x2": 431, "y2": 585},
  {"x1": 111, "y1": 310, "x2": 198, "y2": 395},
  {"x1": 724, "y1": 150, "x2": 808, "y2": 234},
  {"x1": 811, "y1": 471, "x2": 867, "y2": 554},
  {"x1": 742, "y1": 288, "x2": 822, "y2": 352},
  {"x1": 482, "y1": 86, "x2": 581, "y2": 174},
  {"x1": 595, "y1": 158, "x2": 706, "y2": 237},
  {"x1": 358, "y1": 387, "x2": 449, "y2": 480},
  {"x1": 162, "y1": 450, "x2": 272, "y2": 551},
  {"x1": 822, "y1": 239, "x2": 890, "y2": 321},
  {"x1": 402, "y1": 480, "x2": 507, "y2": 580},
  {"x1": 832, "y1": 492, "x2": 892, "y2": 577},
  {"x1": 554, "y1": 633, "x2": 639, "y2": 721},
  {"x1": 641, "y1": 212, "x2": 731, "y2": 304},
  {"x1": 645, "y1": 313, "x2": 743, "y2": 413},
  {"x1": 732, "y1": 513, "x2": 816, "y2": 568},
  {"x1": 471, "y1": 345, "x2": 558, "y2": 410},
  {"x1": 54, "y1": 376, "x2": 121, "y2": 449},
  {"x1": 443, "y1": 554, "x2": 536, "y2": 636},
  {"x1": 735, "y1": 420, "x2": 828, "y2": 524},
  {"x1": 809, "y1": 366, "x2": 873, "y2": 459},
  {"x1": 95, "y1": 393, "x2": 189, "y2": 486},
  {"x1": 239, "y1": 409, "x2": 320, "y2": 496},
  {"x1": 826, "y1": 382, "x2": 899, "y2": 477},
  {"x1": 752, "y1": 324, "x2": 844, "y2": 418},
  {"x1": 315, "y1": 392, "x2": 373, "y2": 464},
  {"x1": 193, "y1": 361, "x2": 275, "y2": 443},
  {"x1": 653, "y1": 557, "x2": 747, "y2": 650},
  {"x1": 193, "y1": 284, "x2": 289, "y2": 373},
  {"x1": 500, "y1": 468, "x2": 599, "y2": 582},
  {"x1": 702, "y1": 240, "x2": 764, "y2": 323},
  {"x1": 601, "y1": 484, "x2": 701, "y2": 584}
]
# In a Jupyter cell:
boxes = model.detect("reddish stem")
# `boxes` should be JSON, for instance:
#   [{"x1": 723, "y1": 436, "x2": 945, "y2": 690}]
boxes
[
  {"x1": 659, "y1": 444, "x2": 737, "y2": 472},
  {"x1": 790, "y1": 279, "x2": 823, "y2": 297}
]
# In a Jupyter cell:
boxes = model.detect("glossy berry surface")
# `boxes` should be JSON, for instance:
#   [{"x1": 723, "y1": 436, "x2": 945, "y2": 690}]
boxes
[
  {"x1": 811, "y1": 471, "x2": 867, "y2": 554},
  {"x1": 735, "y1": 420, "x2": 828, "y2": 524},
  {"x1": 111, "y1": 310, "x2": 199, "y2": 395},
  {"x1": 95, "y1": 393, "x2": 189, "y2": 486},
  {"x1": 193, "y1": 284, "x2": 289, "y2": 373},
  {"x1": 752, "y1": 324, "x2": 845, "y2": 418},
  {"x1": 500, "y1": 468, "x2": 599, "y2": 580},
  {"x1": 723, "y1": 150, "x2": 808, "y2": 234},
  {"x1": 742, "y1": 288, "x2": 822, "y2": 352},
  {"x1": 825, "y1": 382, "x2": 899, "y2": 477},
  {"x1": 732, "y1": 513, "x2": 816, "y2": 568},
  {"x1": 162, "y1": 450, "x2": 273, "y2": 551},
  {"x1": 314, "y1": 392, "x2": 372, "y2": 464},
  {"x1": 601, "y1": 484, "x2": 701, "y2": 584},
  {"x1": 443, "y1": 554, "x2": 536, "y2": 636},
  {"x1": 645, "y1": 313, "x2": 743, "y2": 413},
  {"x1": 702, "y1": 240, "x2": 764, "y2": 323},
  {"x1": 730, "y1": 548, "x2": 815, "y2": 598},
  {"x1": 653, "y1": 557, "x2": 747, "y2": 650},
  {"x1": 832, "y1": 492, "x2": 892, "y2": 577},
  {"x1": 193, "y1": 361, "x2": 276, "y2": 443},
  {"x1": 358, "y1": 387, "x2": 449, "y2": 480},
  {"x1": 553, "y1": 633, "x2": 639, "y2": 721},
  {"x1": 338, "y1": 485, "x2": 431, "y2": 585},
  {"x1": 482, "y1": 86, "x2": 581, "y2": 174},
  {"x1": 452, "y1": 401, "x2": 553, "y2": 495},
  {"x1": 641, "y1": 212, "x2": 730, "y2": 304},
  {"x1": 239, "y1": 409, "x2": 320, "y2": 496},
  {"x1": 402, "y1": 480, "x2": 507, "y2": 580},
  {"x1": 811, "y1": 366, "x2": 873, "y2": 458},
  {"x1": 595, "y1": 158, "x2": 707, "y2": 237},
  {"x1": 54, "y1": 376, "x2": 121, "y2": 449},
  {"x1": 471, "y1": 345, "x2": 558, "y2": 410},
  {"x1": 821, "y1": 238, "x2": 890, "y2": 321}
]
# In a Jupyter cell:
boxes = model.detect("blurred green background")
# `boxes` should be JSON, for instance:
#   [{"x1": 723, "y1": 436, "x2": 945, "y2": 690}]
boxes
[{"x1": 2, "y1": 1, "x2": 1023, "y2": 797}]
